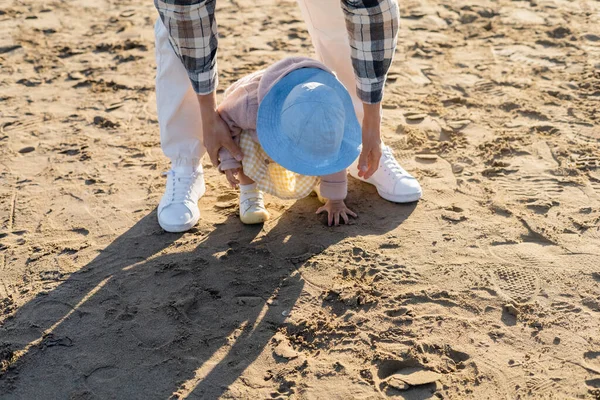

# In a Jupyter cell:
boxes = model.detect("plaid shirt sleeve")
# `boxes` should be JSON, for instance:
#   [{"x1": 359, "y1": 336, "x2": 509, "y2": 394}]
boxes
[
  {"x1": 154, "y1": 0, "x2": 218, "y2": 95},
  {"x1": 154, "y1": 0, "x2": 399, "y2": 103},
  {"x1": 342, "y1": 0, "x2": 400, "y2": 104}
]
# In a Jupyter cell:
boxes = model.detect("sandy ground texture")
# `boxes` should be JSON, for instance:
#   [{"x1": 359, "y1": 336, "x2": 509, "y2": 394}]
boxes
[{"x1": 1, "y1": 0, "x2": 600, "y2": 398}]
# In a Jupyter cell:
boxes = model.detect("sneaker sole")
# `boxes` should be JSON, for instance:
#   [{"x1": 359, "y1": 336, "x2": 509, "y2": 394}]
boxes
[
  {"x1": 158, "y1": 215, "x2": 200, "y2": 233},
  {"x1": 349, "y1": 173, "x2": 422, "y2": 203},
  {"x1": 240, "y1": 211, "x2": 270, "y2": 225},
  {"x1": 376, "y1": 188, "x2": 422, "y2": 203}
]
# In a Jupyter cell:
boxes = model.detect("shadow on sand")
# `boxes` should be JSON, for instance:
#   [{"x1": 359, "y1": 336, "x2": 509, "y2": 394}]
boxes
[{"x1": 0, "y1": 183, "x2": 417, "y2": 399}]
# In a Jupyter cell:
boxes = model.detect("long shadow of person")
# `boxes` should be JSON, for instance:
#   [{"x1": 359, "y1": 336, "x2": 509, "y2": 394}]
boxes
[
  {"x1": 0, "y1": 211, "x2": 186, "y2": 397},
  {"x1": 0, "y1": 181, "x2": 416, "y2": 399},
  {"x1": 182, "y1": 181, "x2": 418, "y2": 398}
]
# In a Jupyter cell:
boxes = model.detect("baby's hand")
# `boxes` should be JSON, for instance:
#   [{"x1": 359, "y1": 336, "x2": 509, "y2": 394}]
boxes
[
  {"x1": 224, "y1": 168, "x2": 241, "y2": 188},
  {"x1": 316, "y1": 199, "x2": 357, "y2": 226}
]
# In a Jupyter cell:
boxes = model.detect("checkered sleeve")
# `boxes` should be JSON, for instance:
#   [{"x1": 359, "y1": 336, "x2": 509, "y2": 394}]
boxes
[
  {"x1": 341, "y1": 0, "x2": 400, "y2": 104},
  {"x1": 154, "y1": 0, "x2": 218, "y2": 95}
]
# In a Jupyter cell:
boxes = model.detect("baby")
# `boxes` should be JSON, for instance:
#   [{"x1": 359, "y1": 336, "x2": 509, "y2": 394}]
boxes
[{"x1": 217, "y1": 57, "x2": 362, "y2": 226}]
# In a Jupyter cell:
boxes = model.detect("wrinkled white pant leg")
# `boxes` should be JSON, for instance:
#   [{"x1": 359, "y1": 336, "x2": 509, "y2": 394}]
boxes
[
  {"x1": 296, "y1": 0, "x2": 364, "y2": 123},
  {"x1": 155, "y1": 19, "x2": 205, "y2": 163}
]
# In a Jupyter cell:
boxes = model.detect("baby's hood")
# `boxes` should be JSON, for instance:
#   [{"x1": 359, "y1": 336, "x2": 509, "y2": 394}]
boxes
[{"x1": 257, "y1": 57, "x2": 334, "y2": 103}]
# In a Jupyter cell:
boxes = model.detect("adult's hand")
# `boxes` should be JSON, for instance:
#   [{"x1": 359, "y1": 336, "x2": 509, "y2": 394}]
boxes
[
  {"x1": 357, "y1": 102, "x2": 382, "y2": 180},
  {"x1": 197, "y1": 92, "x2": 243, "y2": 166}
]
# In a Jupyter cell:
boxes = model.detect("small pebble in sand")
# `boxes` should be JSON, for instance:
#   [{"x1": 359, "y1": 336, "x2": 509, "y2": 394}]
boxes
[
  {"x1": 387, "y1": 376, "x2": 410, "y2": 390},
  {"x1": 274, "y1": 342, "x2": 299, "y2": 360},
  {"x1": 19, "y1": 146, "x2": 35, "y2": 154},
  {"x1": 385, "y1": 368, "x2": 443, "y2": 389},
  {"x1": 93, "y1": 116, "x2": 120, "y2": 129},
  {"x1": 547, "y1": 26, "x2": 571, "y2": 39},
  {"x1": 460, "y1": 12, "x2": 479, "y2": 24},
  {"x1": 405, "y1": 113, "x2": 428, "y2": 121},
  {"x1": 452, "y1": 164, "x2": 464, "y2": 174},
  {"x1": 447, "y1": 120, "x2": 471, "y2": 130},
  {"x1": 68, "y1": 71, "x2": 84, "y2": 80},
  {"x1": 582, "y1": 34, "x2": 600, "y2": 42},
  {"x1": 416, "y1": 154, "x2": 438, "y2": 161},
  {"x1": 504, "y1": 304, "x2": 519, "y2": 317}
]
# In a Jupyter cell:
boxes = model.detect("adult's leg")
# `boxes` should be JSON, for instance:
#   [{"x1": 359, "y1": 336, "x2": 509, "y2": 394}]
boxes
[
  {"x1": 295, "y1": 0, "x2": 364, "y2": 122},
  {"x1": 155, "y1": 19, "x2": 207, "y2": 232},
  {"x1": 155, "y1": 19, "x2": 205, "y2": 165},
  {"x1": 296, "y1": 1, "x2": 422, "y2": 203}
]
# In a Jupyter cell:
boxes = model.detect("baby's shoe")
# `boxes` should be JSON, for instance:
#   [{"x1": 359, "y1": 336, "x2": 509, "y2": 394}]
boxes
[{"x1": 239, "y1": 183, "x2": 270, "y2": 224}]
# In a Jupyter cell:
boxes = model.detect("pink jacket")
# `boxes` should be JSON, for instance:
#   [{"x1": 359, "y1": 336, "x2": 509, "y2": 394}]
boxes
[{"x1": 217, "y1": 57, "x2": 348, "y2": 201}]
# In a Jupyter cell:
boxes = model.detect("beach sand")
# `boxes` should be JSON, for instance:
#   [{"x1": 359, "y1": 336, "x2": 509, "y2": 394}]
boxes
[{"x1": 1, "y1": 0, "x2": 599, "y2": 398}]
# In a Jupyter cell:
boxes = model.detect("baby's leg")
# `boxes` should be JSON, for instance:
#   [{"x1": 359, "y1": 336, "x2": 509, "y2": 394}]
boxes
[{"x1": 238, "y1": 170, "x2": 255, "y2": 186}]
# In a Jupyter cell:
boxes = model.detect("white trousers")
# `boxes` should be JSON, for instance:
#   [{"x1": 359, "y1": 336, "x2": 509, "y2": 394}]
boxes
[{"x1": 155, "y1": 0, "x2": 364, "y2": 163}]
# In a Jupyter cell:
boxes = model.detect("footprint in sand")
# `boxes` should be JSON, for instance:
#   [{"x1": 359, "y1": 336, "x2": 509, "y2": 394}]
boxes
[
  {"x1": 401, "y1": 213, "x2": 445, "y2": 246},
  {"x1": 184, "y1": 299, "x2": 221, "y2": 325},
  {"x1": 588, "y1": 170, "x2": 600, "y2": 198},
  {"x1": 551, "y1": 300, "x2": 582, "y2": 314},
  {"x1": 573, "y1": 125, "x2": 600, "y2": 144},
  {"x1": 25, "y1": 299, "x2": 77, "y2": 329},
  {"x1": 85, "y1": 365, "x2": 118, "y2": 384},
  {"x1": 490, "y1": 264, "x2": 539, "y2": 304},
  {"x1": 380, "y1": 264, "x2": 421, "y2": 285},
  {"x1": 83, "y1": 365, "x2": 121, "y2": 398},
  {"x1": 128, "y1": 311, "x2": 178, "y2": 349},
  {"x1": 473, "y1": 80, "x2": 505, "y2": 97},
  {"x1": 491, "y1": 174, "x2": 565, "y2": 200},
  {"x1": 1, "y1": 116, "x2": 48, "y2": 135},
  {"x1": 493, "y1": 45, "x2": 559, "y2": 69},
  {"x1": 524, "y1": 376, "x2": 557, "y2": 396}
]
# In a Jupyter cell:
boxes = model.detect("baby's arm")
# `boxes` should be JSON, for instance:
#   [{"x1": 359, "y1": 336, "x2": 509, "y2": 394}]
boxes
[
  {"x1": 218, "y1": 147, "x2": 242, "y2": 188},
  {"x1": 218, "y1": 147, "x2": 242, "y2": 172},
  {"x1": 316, "y1": 169, "x2": 358, "y2": 226},
  {"x1": 216, "y1": 72, "x2": 261, "y2": 188},
  {"x1": 216, "y1": 80, "x2": 253, "y2": 171}
]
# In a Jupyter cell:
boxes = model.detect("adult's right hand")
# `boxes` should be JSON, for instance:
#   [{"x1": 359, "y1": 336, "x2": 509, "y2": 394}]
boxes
[{"x1": 197, "y1": 92, "x2": 243, "y2": 167}]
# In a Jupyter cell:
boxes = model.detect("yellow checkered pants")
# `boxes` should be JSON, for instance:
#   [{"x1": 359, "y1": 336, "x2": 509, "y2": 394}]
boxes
[{"x1": 239, "y1": 131, "x2": 318, "y2": 200}]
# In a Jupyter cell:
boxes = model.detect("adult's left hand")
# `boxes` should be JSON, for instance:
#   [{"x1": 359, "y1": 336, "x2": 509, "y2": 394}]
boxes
[{"x1": 357, "y1": 102, "x2": 382, "y2": 179}]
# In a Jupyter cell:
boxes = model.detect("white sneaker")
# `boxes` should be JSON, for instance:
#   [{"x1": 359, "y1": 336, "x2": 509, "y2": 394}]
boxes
[
  {"x1": 239, "y1": 184, "x2": 270, "y2": 225},
  {"x1": 349, "y1": 145, "x2": 422, "y2": 203},
  {"x1": 158, "y1": 164, "x2": 206, "y2": 233}
]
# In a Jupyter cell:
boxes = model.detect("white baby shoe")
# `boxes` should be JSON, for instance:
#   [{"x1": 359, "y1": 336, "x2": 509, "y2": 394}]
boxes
[
  {"x1": 239, "y1": 183, "x2": 270, "y2": 225},
  {"x1": 349, "y1": 145, "x2": 422, "y2": 203},
  {"x1": 158, "y1": 162, "x2": 206, "y2": 232}
]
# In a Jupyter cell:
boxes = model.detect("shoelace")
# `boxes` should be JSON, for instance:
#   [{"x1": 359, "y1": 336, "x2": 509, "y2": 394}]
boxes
[
  {"x1": 381, "y1": 146, "x2": 408, "y2": 177},
  {"x1": 163, "y1": 170, "x2": 197, "y2": 204},
  {"x1": 240, "y1": 189, "x2": 265, "y2": 214}
]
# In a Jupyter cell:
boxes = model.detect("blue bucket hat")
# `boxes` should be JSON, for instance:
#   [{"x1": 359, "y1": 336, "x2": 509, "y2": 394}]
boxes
[{"x1": 256, "y1": 68, "x2": 361, "y2": 177}]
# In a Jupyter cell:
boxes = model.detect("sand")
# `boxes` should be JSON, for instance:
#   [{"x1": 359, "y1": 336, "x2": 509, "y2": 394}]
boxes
[{"x1": 1, "y1": 0, "x2": 599, "y2": 398}]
